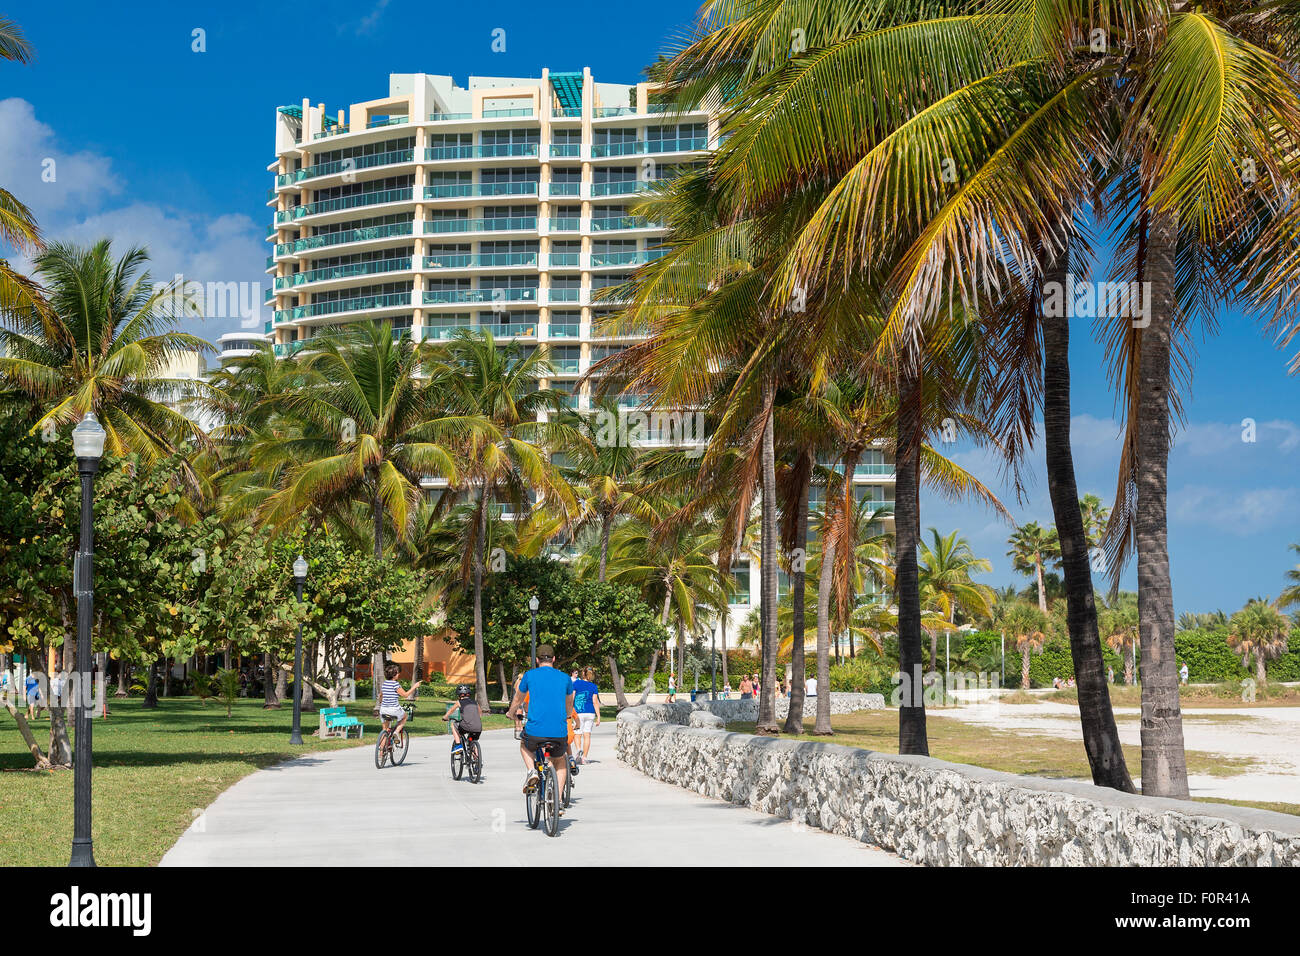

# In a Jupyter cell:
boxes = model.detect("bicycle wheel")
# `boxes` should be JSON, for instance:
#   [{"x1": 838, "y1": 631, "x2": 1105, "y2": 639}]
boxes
[
  {"x1": 392, "y1": 727, "x2": 410, "y2": 766},
  {"x1": 374, "y1": 730, "x2": 389, "y2": 769},
  {"x1": 525, "y1": 772, "x2": 542, "y2": 830},
  {"x1": 451, "y1": 741, "x2": 465, "y2": 780},
  {"x1": 467, "y1": 740, "x2": 482, "y2": 783},
  {"x1": 542, "y1": 764, "x2": 560, "y2": 836},
  {"x1": 562, "y1": 765, "x2": 573, "y2": 808}
]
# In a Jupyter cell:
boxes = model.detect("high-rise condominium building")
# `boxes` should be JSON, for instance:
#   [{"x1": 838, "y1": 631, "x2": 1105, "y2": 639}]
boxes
[{"x1": 264, "y1": 69, "x2": 894, "y2": 644}]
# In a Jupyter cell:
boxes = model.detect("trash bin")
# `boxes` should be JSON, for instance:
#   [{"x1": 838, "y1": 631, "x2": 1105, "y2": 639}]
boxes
[{"x1": 689, "y1": 688, "x2": 699, "y2": 702}]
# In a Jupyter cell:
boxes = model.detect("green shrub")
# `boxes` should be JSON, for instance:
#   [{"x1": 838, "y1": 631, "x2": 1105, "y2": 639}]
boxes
[
  {"x1": 1175, "y1": 628, "x2": 1248, "y2": 683},
  {"x1": 215, "y1": 668, "x2": 240, "y2": 717}
]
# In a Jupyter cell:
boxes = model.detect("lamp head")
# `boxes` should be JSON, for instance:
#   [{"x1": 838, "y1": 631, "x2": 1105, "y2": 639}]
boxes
[
  {"x1": 292, "y1": 554, "x2": 308, "y2": 582},
  {"x1": 71, "y1": 413, "x2": 107, "y2": 461},
  {"x1": 528, "y1": 595, "x2": 539, "y2": 612}
]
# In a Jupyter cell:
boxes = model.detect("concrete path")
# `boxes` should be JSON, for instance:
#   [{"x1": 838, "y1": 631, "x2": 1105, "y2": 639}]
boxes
[{"x1": 162, "y1": 721, "x2": 903, "y2": 866}]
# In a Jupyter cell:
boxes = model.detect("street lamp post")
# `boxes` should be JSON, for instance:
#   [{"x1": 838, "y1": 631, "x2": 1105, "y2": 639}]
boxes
[
  {"x1": 528, "y1": 595, "x2": 539, "y2": 668},
  {"x1": 710, "y1": 625, "x2": 717, "y2": 701},
  {"x1": 70, "y1": 412, "x2": 106, "y2": 868},
  {"x1": 290, "y1": 555, "x2": 308, "y2": 745}
]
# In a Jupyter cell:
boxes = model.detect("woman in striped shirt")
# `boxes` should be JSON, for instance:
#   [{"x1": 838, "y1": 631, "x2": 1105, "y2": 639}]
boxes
[{"x1": 377, "y1": 662, "x2": 421, "y2": 737}]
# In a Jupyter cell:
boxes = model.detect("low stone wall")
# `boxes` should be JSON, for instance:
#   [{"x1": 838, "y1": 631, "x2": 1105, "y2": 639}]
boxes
[
  {"x1": 616, "y1": 703, "x2": 1300, "y2": 866},
  {"x1": 666, "y1": 693, "x2": 884, "y2": 724}
]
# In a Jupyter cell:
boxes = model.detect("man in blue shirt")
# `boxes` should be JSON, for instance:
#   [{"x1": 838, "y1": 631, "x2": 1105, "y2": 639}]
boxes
[
  {"x1": 507, "y1": 644, "x2": 576, "y2": 798},
  {"x1": 572, "y1": 667, "x2": 601, "y2": 763}
]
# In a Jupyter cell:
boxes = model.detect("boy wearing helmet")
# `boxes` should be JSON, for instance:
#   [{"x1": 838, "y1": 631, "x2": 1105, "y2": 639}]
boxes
[{"x1": 442, "y1": 684, "x2": 483, "y2": 754}]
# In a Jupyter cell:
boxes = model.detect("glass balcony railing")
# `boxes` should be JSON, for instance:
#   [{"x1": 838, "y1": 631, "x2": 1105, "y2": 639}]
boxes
[
  {"x1": 548, "y1": 323, "x2": 580, "y2": 337},
  {"x1": 484, "y1": 322, "x2": 537, "y2": 337},
  {"x1": 552, "y1": 107, "x2": 582, "y2": 118},
  {"x1": 546, "y1": 288, "x2": 581, "y2": 303},
  {"x1": 313, "y1": 125, "x2": 350, "y2": 140},
  {"x1": 428, "y1": 112, "x2": 472, "y2": 122},
  {"x1": 279, "y1": 148, "x2": 415, "y2": 186},
  {"x1": 273, "y1": 341, "x2": 308, "y2": 357},
  {"x1": 591, "y1": 179, "x2": 659, "y2": 197},
  {"x1": 482, "y1": 108, "x2": 534, "y2": 119},
  {"x1": 266, "y1": 255, "x2": 275, "y2": 269},
  {"x1": 545, "y1": 182, "x2": 581, "y2": 197},
  {"x1": 279, "y1": 257, "x2": 413, "y2": 288},
  {"x1": 475, "y1": 142, "x2": 540, "y2": 158},
  {"x1": 423, "y1": 181, "x2": 538, "y2": 199},
  {"x1": 292, "y1": 291, "x2": 411, "y2": 319},
  {"x1": 592, "y1": 106, "x2": 639, "y2": 117},
  {"x1": 590, "y1": 250, "x2": 657, "y2": 267},
  {"x1": 548, "y1": 143, "x2": 581, "y2": 157},
  {"x1": 422, "y1": 287, "x2": 537, "y2": 305},
  {"x1": 548, "y1": 217, "x2": 581, "y2": 231},
  {"x1": 264, "y1": 320, "x2": 273, "y2": 334},
  {"x1": 367, "y1": 116, "x2": 409, "y2": 129},
  {"x1": 423, "y1": 323, "x2": 474, "y2": 339},
  {"x1": 273, "y1": 309, "x2": 292, "y2": 324},
  {"x1": 590, "y1": 215, "x2": 659, "y2": 231},
  {"x1": 550, "y1": 359, "x2": 581, "y2": 375},
  {"x1": 282, "y1": 220, "x2": 414, "y2": 256},
  {"x1": 294, "y1": 186, "x2": 413, "y2": 218},
  {"x1": 423, "y1": 216, "x2": 537, "y2": 234},
  {"x1": 547, "y1": 252, "x2": 580, "y2": 267},
  {"x1": 265, "y1": 287, "x2": 275, "y2": 303},
  {"x1": 424, "y1": 252, "x2": 538, "y2": 269},
  {"x1": 590, "y1": 137, "x2": 709, "y2": 158}
]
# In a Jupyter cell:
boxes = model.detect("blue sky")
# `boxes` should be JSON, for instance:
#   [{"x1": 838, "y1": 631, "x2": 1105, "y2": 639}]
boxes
[{"x1": 2, "y1": 0, "x2": 1297, "y2": 612}]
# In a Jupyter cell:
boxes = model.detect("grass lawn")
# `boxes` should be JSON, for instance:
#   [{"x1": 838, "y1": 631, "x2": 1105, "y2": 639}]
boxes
[
  {"x1": 726, "y1": 709, "x2": 1265, "y2": 791},
  {"x1": 0, "y1": 693, "x2": 532, "y2": 867}
]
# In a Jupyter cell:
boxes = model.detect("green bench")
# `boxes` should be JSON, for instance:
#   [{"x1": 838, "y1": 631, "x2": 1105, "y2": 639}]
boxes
[{"x1": 319, "y1": 706, "x2": 363, "y2": 740}]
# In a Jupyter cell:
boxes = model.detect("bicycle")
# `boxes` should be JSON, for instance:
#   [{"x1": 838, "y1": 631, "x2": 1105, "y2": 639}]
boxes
[
  {"x1": 374, "y1": 702, "x2": 414, "y2": 769},
  {"x1": 516, "y1": 725, "x2": 562, "y2": 837},
  {"x1": 445, "y1": 718, "x2": 482, "y2": 783}
]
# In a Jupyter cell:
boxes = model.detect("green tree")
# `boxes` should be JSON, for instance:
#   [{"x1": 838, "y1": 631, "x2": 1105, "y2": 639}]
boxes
[
  {"x1": 1227, "y1": 599, "x2": 1291, "y2": 685},
  {"x1": 1279, "y1": 544, "x2": 1300, "y2": 611},
  {"x1": 1006, "y1": 522, "x2": 1060, "y2": 614}
]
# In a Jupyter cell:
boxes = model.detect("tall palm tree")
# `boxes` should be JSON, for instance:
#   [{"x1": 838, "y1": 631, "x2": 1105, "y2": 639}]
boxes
[
  {"x1": 0, "y1": 17, "x2": 43, "y2": 341},
  {"x1": 918, "y1": 528, "x2": 994, "y2": 669},
  {"x1": 1078, "y1": 494, "x2": 1110, "y2": 552},
  {"x1": 0, "y1": 241, "x2": 214, "y2": 470},
  {"x1": 1006, "y1": 522, "x2": 1060, "y2": 613},
  {"x1": 1227, "y1": 599, "x2": 1291, "y2": 685},
  {"x1": 434, "y1": 329, "x2": 575, "y2": 711},
  {"x1": 995, "y1": 601, "x2": 1050, "y2": 690}
]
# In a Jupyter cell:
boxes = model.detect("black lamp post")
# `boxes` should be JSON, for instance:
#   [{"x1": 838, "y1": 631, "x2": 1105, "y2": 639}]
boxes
[
  {"x1": 528, "y1": 594, "x2": 539, "y2": 668},
  {"x1": 290, "y1": 554, "x2": 308, "y2": 745},
  {"x1": 710, "y1": 624, "x2": 718, "y2": 701},
  {"x1": 70, "y1": 412, "x2": 106, "y2": 868}
]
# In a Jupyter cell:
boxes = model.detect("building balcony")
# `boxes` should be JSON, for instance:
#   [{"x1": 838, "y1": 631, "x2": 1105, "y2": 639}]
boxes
[
  {"x1": 281, "y1": 186, "x2": 415, "y2": 223},
  {"x1": 423, "y1": 216, "x2": 538, "y2": 236},
  {"x1": 290, "y1": 290, "x2": 413, "y2": 320},
  {"x1": 590, "y1": 137, "x2": 709, "y2": 159},
  {"x1": 276, "y1": 256, "x2": 414, "y2": 290},
  {"x1": 423, "y1": 181, "x2": 539, "y2": 201},
  {"x1": 275, "y1": 220, "x2": 415, "y2": 258},
  {"x1": 277, "y1": 147, "x2": 415, "y2": 188},
  {"x1": 424, "y1": 252, "x2": 539, "y2": 271},
  {"x1": 422, "y1": 287, "x2": 538, "y2": 306},
  {"x1": 590, "y1": 179, "x2": 662, "y2": 198},
  {"x1": 589, "y1": 215, "x2": 663, "y2": 233}
]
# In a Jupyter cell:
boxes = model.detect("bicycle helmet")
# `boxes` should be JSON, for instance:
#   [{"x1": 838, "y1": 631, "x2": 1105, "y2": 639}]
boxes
[{"x1": 456, "y1": 684, "x2": 472, "y2": 698}]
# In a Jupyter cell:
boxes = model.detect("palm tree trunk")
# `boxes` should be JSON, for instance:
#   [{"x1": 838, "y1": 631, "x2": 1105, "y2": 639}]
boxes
[
  {"x1": 599, "y1": 513, "x2": 612, "y2": 583},
  {"x1": 115, "y1": 665, "x2": 128, "y2": 698},
  {"x1": 720, "y1": 614, "x2": 729, "y2": 690},
  {"x1": 783, "y1": 475, "x2": 811, "y2": 734},
  {"x1": 1035, "y1": 557, "x2": 1047, "y2": 613},
  {"x1": 1042, "y1": 254, "x2": 1135, "y2": 792},
  {"x1": 1257, "y1": 651, "x2": 1266, "y2": 685},
  {"x1": 412, "y1": 631, "x2": 424, "y2": 684},
  {"x1": 607, "y1": 655, "x2": 628, "y2": 708},
  {"x1": 1137, "y1": 208, "x2": 1190, "y2": 798},
  {"x1": 472, "y1": 490, "x2": 491, "y2": 712},
  {"x1": 756, "y1": 376, "x2": 780, "y2": 735},
  {"x1": 896, "y1": 360, "x2": 928, "y2": 754},
  {"x1": 640, "y1": 648, "x2": 660, "y2": 705},
  {"x1": 372, "y1": 489, "x2": 386, "y2": 698},
  {"x1": 143, "y1": 657, "x2": 159, "y2": 709},
  {"x1": 1021, "y1": 647, "x2": 1031, "y2": 689},
  {"x1": 498, "y1": 661, "x2": 510, "y2": 702},
  {"x1": 263, "y1": 651, "x2": 279, "y2": 708},
  {"x1": 813, "y1": 534, "x2": 836, "y2": 735}
]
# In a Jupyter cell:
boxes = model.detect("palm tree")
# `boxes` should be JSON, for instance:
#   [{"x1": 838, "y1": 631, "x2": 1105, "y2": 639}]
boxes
[
  {"x1": 435, "y1": 329, "x2": 575, "y2": 711},
  {"x1": 0, "y1": 17, "x2": 43, "y2": 343},
  {"x1": 1078, "y1": 495, "x2": 1110, "y2": 552},
  {"x1": 1006, "y1": 522, "x2": 1059, "y2": 614},
  {"x1": 1227, "y1": 599, "x2": 1291, "y2": 685},
  {"x1": 1099, "y1": 593, "x2": 1140, "y2": 686},
  {"x1": 555, "y1": 397, "x2": 660, "y2": 706},
  {"x1": 1279, "y1": 544, "x2": 1300, "y2": 611},
  {"x1": 0, "y1": 241, "x2": 214, "y2": 470},
  {"x1": 995, "y1": 602, "x2": 1050, "y2": 690},
  {"x1": 918, "y1": 528, "x2": 994, "y2": 670}
]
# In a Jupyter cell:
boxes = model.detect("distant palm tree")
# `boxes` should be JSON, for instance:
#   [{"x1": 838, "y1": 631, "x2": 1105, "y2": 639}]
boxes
[
  {"x1": 918, "y1": 528, "x2": 994, "y2": 669},
  {"x1": 0, "y1": 17, "x2": 43, "y2": 346},
  {"x1": 995, "y1": 602, "x2": 1050, "y2": 690},
  {"x1": 1175, "y1": 610, "x2": 1228, "y2": 633},
  {"x1": 1100, "y1": 594, "x2": 1140, "y2": 685},
  {"x1": 1078, "y1": 495, "x2": 1110, "y2": 552},
  {"x1": 1006, "y1": 522, "x2": 1060, "y2": 613},
  {"x1": 0, "y1": 241, "x2": 214, "y2": 473},
  {"x1": 1227, "y1": 599, "x2": 1291, "y2": 685},
  {"x1": 1279, "y1": 544, "x2": 1300, "y2": 611}
]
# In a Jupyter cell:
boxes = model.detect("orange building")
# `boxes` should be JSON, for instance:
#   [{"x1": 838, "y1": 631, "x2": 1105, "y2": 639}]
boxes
[{"x1": 387, "y1": 631, "x2": 477, "y2": 683}]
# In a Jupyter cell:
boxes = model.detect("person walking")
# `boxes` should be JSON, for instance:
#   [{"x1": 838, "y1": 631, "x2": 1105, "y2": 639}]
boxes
[{"x1": 572, "y1": 667, "x2": 601, "y2": 763}]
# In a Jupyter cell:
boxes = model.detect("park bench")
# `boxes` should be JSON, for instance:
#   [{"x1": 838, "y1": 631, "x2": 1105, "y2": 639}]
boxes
[{"x1": 319, "y1": 706, "x2": 363, "y2": 740}]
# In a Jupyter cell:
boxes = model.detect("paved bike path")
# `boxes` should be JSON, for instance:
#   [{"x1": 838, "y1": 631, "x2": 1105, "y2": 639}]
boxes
[{"x1": 161, "y1": 721, "x2": 903, "y2": 866}]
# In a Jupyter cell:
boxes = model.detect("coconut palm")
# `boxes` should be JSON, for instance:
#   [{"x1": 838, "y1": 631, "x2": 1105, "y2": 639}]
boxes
[
  {"x1": 1006, "y1": 522, "x2": 1060, "y2": 614},
  {"x1": 432, "y1": 329, "x2": 576, "y2": 710},
  {"x1": 1279, "y1": 544, "x2": 1300, "y2": 611},
  {"x1": 1227, "y1": 599, "x2": 1291, "y2": 685},
  {"x1": 995, "y1": 601, "x2": 1050, "y2": 690},
  {"x1": 0, "y1": 17, "x2": 44, "y2": 349},
  {"x1": 1099, "y1": 593, "x2": 1140, "y2": 686},
  {"x1": 918, "y1": 528, "x2": 994, "y2": 669},
  {"x1": 0, "y1": 241, "x2": 214, "y2": 472},
  {"x1": 1078, "y1": 495, "x2": 1110, "y2": 552}
]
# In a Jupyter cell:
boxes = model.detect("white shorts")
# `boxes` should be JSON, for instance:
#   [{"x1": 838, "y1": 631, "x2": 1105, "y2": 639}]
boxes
[
  {"x1": 577, "y1": 712, "x2": 595, "y2": 734},
  {"x1": 379, "y1": 705, "x2": 405, "y2": 720}
]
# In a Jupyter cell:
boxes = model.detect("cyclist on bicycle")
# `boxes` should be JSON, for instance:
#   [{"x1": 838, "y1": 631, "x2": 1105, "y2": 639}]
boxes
[
  {"x1": 507, "y1": 644, "x2": 577, "y2": 799},
  {"x1": 441, "y1": 684, "x2": 482, "y2": 753},
  {"x1": 377, "y1": 662, "x2": 420, "y2": 737}
]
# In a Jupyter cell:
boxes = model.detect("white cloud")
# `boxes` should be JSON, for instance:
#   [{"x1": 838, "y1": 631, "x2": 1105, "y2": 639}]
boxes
[{"x1": 1, "y1": 98, "x2": 268, "y2": 341}]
